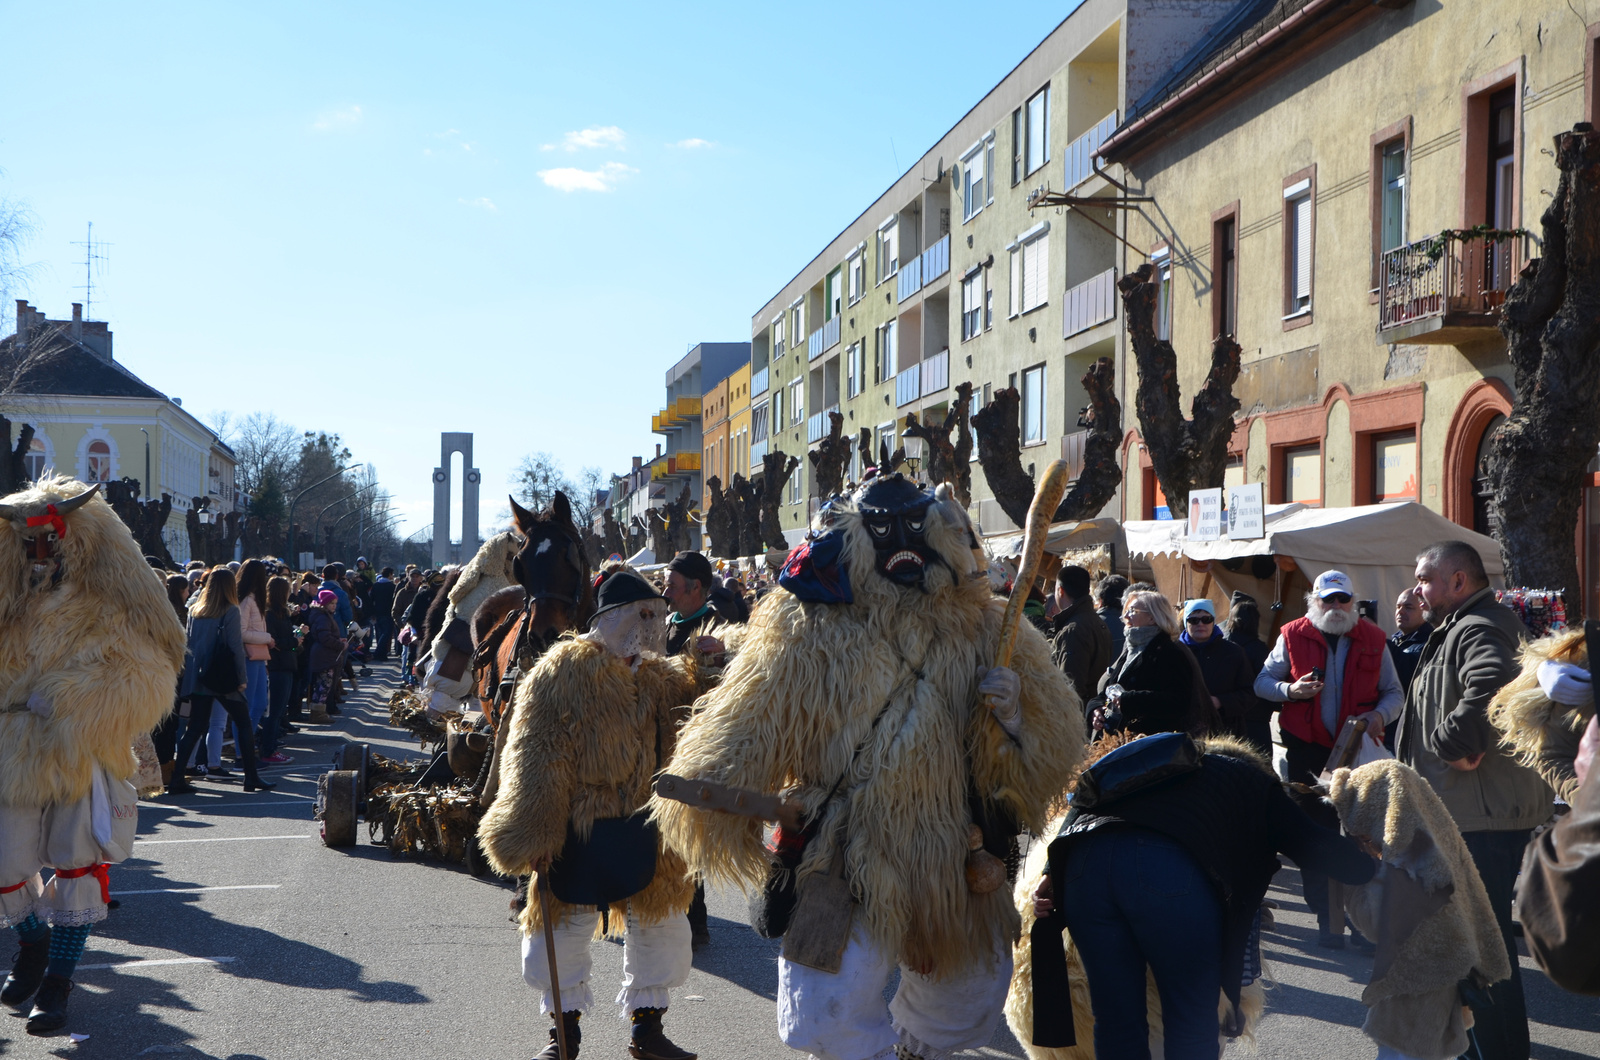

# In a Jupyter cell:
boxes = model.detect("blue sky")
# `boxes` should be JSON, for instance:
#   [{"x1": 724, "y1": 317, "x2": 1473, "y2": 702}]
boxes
[{"x1": 3, "y1": 1, "x2": 1078, "y2": 536}]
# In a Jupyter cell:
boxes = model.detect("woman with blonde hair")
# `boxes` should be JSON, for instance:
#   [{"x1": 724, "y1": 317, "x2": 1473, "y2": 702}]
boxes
[
  {"x1": 166, "y1": 567, "x2": 274, "y2": 795},
  {"x1": 1085, "y1": 590, "x2": 1205, "y2": 737}
]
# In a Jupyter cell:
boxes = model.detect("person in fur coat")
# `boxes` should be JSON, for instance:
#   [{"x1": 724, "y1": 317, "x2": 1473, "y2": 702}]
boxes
[
  {"x1": 653, "y1": 473, "x2": 1084, "y2": 1060},
  {"x1": 477, "y1": 566, "x2": 704, "y2": 1060},
  {"x1": 0, "y1": 477, "x2": 186, "y2": 1035}
]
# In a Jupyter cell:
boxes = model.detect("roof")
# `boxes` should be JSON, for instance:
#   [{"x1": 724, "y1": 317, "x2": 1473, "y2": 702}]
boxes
[
  {"x1": 0, "y1": 326, "x2": 168, "y2": 402},
  {"x1": 1126, "y1": 0, "x2": 1298, "y2": 121}
]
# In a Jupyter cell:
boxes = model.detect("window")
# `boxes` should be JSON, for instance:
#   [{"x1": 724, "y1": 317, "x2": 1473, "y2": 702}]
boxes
[
  {"x1": 825, "y1": 268, "x2": 842, "y2": 321},
  {"x1": 787, "y1": 378, "x2": 804, "y2": 426},
  {"x1": 1021, "y1": 365, "x2": 1046, "y2": 445},
  {"x1": 1010, "y1": 108, "x2": 1024, "y2": 186},
  {"x1": 1380, "y1": 139, "x2": 1407, "y2": 257},
  {"x1": 1153, "y1": 247, "x2": 1173, "y2": 341},
  {"x1": 1488, "y1": 88, "x2": 1517, "y2": 289},
  {"x1": 1283, "y1": 445, "x2": 1321, "y2": 505},
  {"x1": 961, "y1": 269, "x2": 985, "y2": 340},
  {"x1": 1009, "y1": 225, "x2": 1050, "y2": 317},
  {"x1": 1283, "y1": 173, "x2": 1313, "y2": 318},
  {"x1": 772, "y1": 388, "x2": 784, "y2": 429},
  {"x1": 848, "y1": 247, "x2": 865, "y2": 305},
  {"x1": 86, "y1": 440, "x2": 112, "y2": 482},
  {"x1": 752, "y1": 402, "x2": 769, "y2": 444},
  {"x1": 1025, "y1": 85, "x2": 1050, "y2": 175},
  {"x1": 875, "y1": 321, "x2": 898, "y2": 383},
  {"x1": 1213, "y1": 210, "x2": 1238, "y2": 338},
  {"x1": 877, "y1": 218, "x2": 899, "y2": 282},
  {"x1": 772, "y1": 314, "x2": 785, "y2": 356},
  {"x1": 846, "y1": 342, "x2": 863, "y2": 398},
  {"x1": 961, "y1": 141, "x2": 986, "y2": 221},
  {"x1": 788, "y1": 469, "x2": 802, "y2": 505},
  {"x1": 789, "y1": 299, "x2": 805, "y2": 347},
  {"x1": 23, "y1": 438, "x2": 46, "y2": 481},
  {"x1": 1372, "y1": 431, "x2": 1418, "y2": 502}
]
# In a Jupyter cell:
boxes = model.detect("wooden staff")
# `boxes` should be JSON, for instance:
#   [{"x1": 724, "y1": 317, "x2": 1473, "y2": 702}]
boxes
[
  {"x1": 993, "y1": 459, "x2": 1074, "y2": 676},
  {"x1": 537, "y1": 872, "x2": 569, "y2": 1060}
]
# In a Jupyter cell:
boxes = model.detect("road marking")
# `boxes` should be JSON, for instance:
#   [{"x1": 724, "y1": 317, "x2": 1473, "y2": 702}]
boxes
[
  {"x1": 115, "y1": 885, "x2": 281, "y2": 895},
  {"x1": 137, "y1": 834, "x2": 312, "y2": 845},
  {"x1": 77, "y1": 956, "x2": 237, "y2": 971},
  {"x1": 151, "y1": 799, "x2": 313, "y2": 811}
]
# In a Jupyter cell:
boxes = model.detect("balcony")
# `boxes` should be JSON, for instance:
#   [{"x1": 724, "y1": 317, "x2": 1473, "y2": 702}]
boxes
[
  {"x1": 1060, "y1": 430, "x2": 1089, "y2": 480},
  {"x1": 920, "y1": 234, "x2": 950, "y2": 285},
  {"x1": 1066, "y1": 111, "x2": 1118, "y2": 188},
  {"x1": 751, "y1": 366, "x2": 769, "y2": 396},
  {"x1": 807, "y1": 405, "x2": 838, "y2": 443},
  {"x1": 897, "y1": 254, "x2": 923, "y2": 302},
  {"x1": 920, "y1": 348, "x2": 949, "y2": 396},
  {"x1": 809, "y1": 316, "x2": 841, "y2": 361},
  {"x1": 895, "y1": 365, "x2": 922, "y2": 408},
  {"x1": 1377, "y1": 231, "x2": 1516, "y2": 344},
  {"x1": 749, "y1": 437, "x2": 768, "y2": 467},
  {"x1": 1063, "y1": 267, "x2": 1118, "y2": 339}
]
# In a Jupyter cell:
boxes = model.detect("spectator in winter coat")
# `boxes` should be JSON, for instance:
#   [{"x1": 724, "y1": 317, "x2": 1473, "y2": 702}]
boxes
[
  {"x1": 369, "y1": 567, "x2": 397, "y2": 660},
  {"x1": 1095, "y1": 574, "x2": 1129, "y2": 659},
  {"x1": 1388, "y1": 586, "x2": 1432, "y2": 694},
  {"x1": 1180, "y1": 599, "x2": 1257, "y2": 739},
  {"x1": 1223, "y1": 591, "x2": 1274, "y2": 754},
  {"x1": 1049, "y1": 565, "x2": 1112, "y2": 703},
  {"x1": 319, "y1": 563, "x2": 352, "y2": 629},
  {"x1": 259, "y1": 575, "x2": 298, "y2": 763},
  {"x1": 1086, "y1": 591, "x2": 1201, "y2": 737},
  {"x1": 305, "y1": 590, "x2": 347, "y2": 723}
]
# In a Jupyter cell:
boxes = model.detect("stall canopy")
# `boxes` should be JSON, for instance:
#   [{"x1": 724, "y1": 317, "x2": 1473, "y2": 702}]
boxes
[
  {"x1": 983, "y1": 517, "x2": 1124, "y2": 559},
  {"x1": 1123, "y1": 501, "x2": 1504, "y2": 635}
]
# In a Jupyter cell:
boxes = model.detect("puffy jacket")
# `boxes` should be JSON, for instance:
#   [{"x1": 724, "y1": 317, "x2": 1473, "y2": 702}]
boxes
[
  {"x1": 1183, "y1": 627, "x2": 1257, "y2": 738},
  {"x1": 306, "y1": 608, "x2": 346, "y2": 673},
  {"x1": 239, "y1": 596, "x2": 274, "y2": 663}
]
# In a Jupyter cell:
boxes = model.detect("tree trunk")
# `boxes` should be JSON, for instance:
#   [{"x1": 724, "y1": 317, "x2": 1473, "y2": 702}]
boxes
[
  {"x1": 703, "y1": 475, "x2": 739, "y2": 558},
  {"x1": 1118, "y1": 263, "x2": 1242, "y2": 516},
  {"x1": 972, "y1": 387, "x2": 1035, "y2": 528},
  {"x1": 950, "y1": 381, "x2": 974, "y2": 506},
  {"x1": 808, "y1": 412, "x2": 852, "y2": 500},
  {"x1": 602, "y1": 508, "x2": 627, "y2": 561},
  {"x1": 731, "y1": 473, "x2": 763, "y2": 555},
  {"x1": 857, "y1": 428, "x2": 875, "y2": 474},
  {"x1": 902, "y1": 381, "x2": 975, "y2": 505},
  {"x1": 105, "y1": 477, "x2": 177, "y2": 568},
  {"x1": 759, "y1": 450, "x2": 800, "y2": 550},
  {"x1": 0, "y1": 417, "x2": 34, "y2": 496},
  {"x1": 1484, "y1": 124, "x2": 1600, "y2": 614}
]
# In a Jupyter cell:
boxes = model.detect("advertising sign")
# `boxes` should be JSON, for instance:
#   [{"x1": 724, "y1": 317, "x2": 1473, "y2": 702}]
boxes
[
  {"x1": 1227, "y1": 482, "x2": 1265, "y2": 540},
  {"x1": 1188, "y1": 487, "x2": 1223, "y2": 540}
]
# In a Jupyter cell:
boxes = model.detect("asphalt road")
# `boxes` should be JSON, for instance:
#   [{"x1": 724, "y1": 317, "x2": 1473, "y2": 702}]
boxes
[{"x1": 3, "y1": 661, "x2": 1596, "y2": 1059}]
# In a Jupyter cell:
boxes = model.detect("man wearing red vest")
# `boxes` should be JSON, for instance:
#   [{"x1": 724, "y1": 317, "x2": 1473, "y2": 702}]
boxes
[{"x1": 1254, "y1": 570, "x2": 1402, "y2": 948}]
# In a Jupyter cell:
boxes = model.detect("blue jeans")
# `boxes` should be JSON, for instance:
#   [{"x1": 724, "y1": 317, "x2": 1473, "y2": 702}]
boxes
[
  {"x1": 258, "y1": 670, "x2": 293, "y2": 757},
  {"x1": 208, "y1": 660, "x2": 269, "y2": 765},
  {"x1": 1461, "y1": 829, "x2": 1532, "y2": 1060},
  {"x1": 1059, "y1": 827, "x2": 1223, "y2": 1060}
]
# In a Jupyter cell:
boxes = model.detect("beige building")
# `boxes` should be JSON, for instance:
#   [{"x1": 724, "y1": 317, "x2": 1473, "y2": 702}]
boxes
[{"x1": 1099, "y1": 0, "x2": 1598, "y2": 606}]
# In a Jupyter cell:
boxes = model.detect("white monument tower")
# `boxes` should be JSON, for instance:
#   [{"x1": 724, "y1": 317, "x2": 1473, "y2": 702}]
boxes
[{"x1": 432, "y1": 432, "x2": 481, "y2": 565}]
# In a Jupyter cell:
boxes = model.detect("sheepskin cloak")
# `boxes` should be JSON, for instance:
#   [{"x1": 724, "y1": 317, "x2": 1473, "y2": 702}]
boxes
[
  {"x1": 1330, "y1": 759, "x2": 1513, "y2": 1060},
  {"x1": 0, "y1": 476, "x2": 186, "y2": 808},
  {"x1": 478, "y1": 636, "x2": 700, "y2": 936},
  {"x1": 653, "y1": 484, "x2": 1084, "y2": 978},
  {"x1": 1488, "y1": 627, "x2": 1589, "y2": 803}
]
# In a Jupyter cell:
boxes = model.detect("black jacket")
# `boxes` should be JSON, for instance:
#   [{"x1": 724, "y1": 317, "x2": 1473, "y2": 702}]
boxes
[
  {"x1": 1183, "y1": 628, "x2": 1257, "y2": 738},
  {"x1": 1388, "y1": 624, "x2": 1431, "y2": 693},
  {"x1": 402, "y1": 585, "x2": 435, "y2": 629},
  {"x1": 1097, "y1": 605, "x2": 1125, "y2": 659},
  {"x1": 368, "y1": 576, "x2": 396, "y2": 622},
  {"x1": 1225, "y1": 630, "x2": 1274, "y2": 722},
  {"x1": 265, "y1": 609, "x2": 299, "y2": 673},
  {"x1": 1049, "y1": 598, "x2": 1113, "y2": 703},
  {"x1": 1089, "y1": 631, "x2": 1199, "y2": 736}
]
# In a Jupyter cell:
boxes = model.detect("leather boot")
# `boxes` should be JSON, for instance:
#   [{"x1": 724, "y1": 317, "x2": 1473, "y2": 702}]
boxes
[
  {"x1": 1, "y1": 934, "x2": 50, "y2": 1005},
  {"x1": 628, "y1": 1007, "x2": 696, "y2": 1060},
  {"x1": 26, "y1": 974, "x2": 72, "y2": 1035},
  {"x1": 531, "y1": 1009, "x2": 580, "y2": 1059},
  {"x1": 160, "y1": 760, "x2": 175, "y2": 787}
]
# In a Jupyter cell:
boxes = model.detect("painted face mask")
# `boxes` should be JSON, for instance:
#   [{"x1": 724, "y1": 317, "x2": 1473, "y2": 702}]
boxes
[
  {"x1": 854, "y1": 474, "x2": 939, "y2": 587},
  {"x1": 589, "y1": 600, "x2": 668, "y2": 660},
  {"x1": 0, "y1": 485, "x2": 99, "y2": 591}
]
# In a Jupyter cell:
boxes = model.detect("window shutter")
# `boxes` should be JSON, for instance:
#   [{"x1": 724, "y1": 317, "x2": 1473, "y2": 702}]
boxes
[
  {"x1": 1010, "y1": 248, "x2": 1021, "y2": 317},
  {"x1": 1294, "y1": 197, "x2": 1312, "y2": 302}
]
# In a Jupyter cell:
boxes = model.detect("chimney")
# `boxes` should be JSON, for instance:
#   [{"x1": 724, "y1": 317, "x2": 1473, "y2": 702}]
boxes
[
  {"x1": 632, "y1": 455, "x2": 642, "y2": 471},
  {"x1": 655, "y1": 443, "x2": 662, "y2": 458},
  {"x1": 70, "y1": 303, "x2": 83, "y2": 343}
]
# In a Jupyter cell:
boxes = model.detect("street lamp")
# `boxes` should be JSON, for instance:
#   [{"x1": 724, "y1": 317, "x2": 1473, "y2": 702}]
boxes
[{"x1": 286, "y1": 464, "x2": 356, "y2": 565}]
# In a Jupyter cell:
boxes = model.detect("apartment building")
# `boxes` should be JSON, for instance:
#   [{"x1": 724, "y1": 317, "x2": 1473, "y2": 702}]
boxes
[
  {"x1": 1099, "y1": 0, "x2": 1597, "y2": 604},
  {"x1": 747, "y1": 0, "x2": 1239, "y2": 541},
  {"x1": 639, "y1": 342, "x2": 749, "y2": 550}
]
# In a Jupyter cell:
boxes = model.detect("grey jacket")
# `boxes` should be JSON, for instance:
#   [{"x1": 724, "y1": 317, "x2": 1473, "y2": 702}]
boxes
[
  {"x1": 1397, "y1": 587, "x2": 1552, "y2": 833},
  {"x1": 179, "y1": 605, "x2": 248, "y2": 700}
]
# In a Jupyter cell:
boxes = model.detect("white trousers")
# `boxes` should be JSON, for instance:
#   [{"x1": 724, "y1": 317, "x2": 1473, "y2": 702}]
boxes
[
  {"x1": 521, "y1": 908, "x2": 692, "y2": 1017},
  {"x1": 778, "y1": 924, "x2": 1012, "y2": 1060},
  {"x1": 0, "y1": 796, "x2": 111, "y2": 929}
]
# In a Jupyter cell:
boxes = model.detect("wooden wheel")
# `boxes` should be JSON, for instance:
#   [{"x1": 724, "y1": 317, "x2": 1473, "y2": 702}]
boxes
[
  {"x1": 338, "y1": 742, "x2": 371, "y2": 810},
  {"x1": 321, "y1": 770, "x2": 359, "y2": 848}
]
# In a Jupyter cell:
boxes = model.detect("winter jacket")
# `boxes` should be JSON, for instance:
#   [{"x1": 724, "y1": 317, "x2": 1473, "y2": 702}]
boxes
[
  {"x1": 1388, "y1": 624, "x2": 1431, "y2": 693},
  {"x1": 1225, "y1": 630, "x2": 1273, "y2": 722},
  {"x1": 239, "y1": 596, "x2": 273, "y2": 663},
  {"x1": 1518, "y1": 759, "x2": 1600, "y2": 995},
  {"x1": 306, "y1": 608, "x2": 346, "y2": 673},
  {"x1": 319, "y1": 578, "x2": 352, "y2": 628},
  {"x1": 1183, "y1": 626, "x2": 1257, "y2": 738},
  {"x1": 1049, "y1": 597, "x2": 1112, "y2": 703},
  {"x1": 1097, "y1": 604, "x2": 1125, "y2": 659},
  {"x1": 1088, "y1": 631, "x2": 1199, "y2": 736},
  {"x1": 392, "y1": 581, "x2": 420, "y2": 624},
  {"x1": 265, "y1": 609, "x2": 299, "y2": 673},
  {"x1": 1277, "y1": 616, "x2": 1390, "y2": 746},
  {"x1": 1397, "y1": 587, "x2": 1552, "y2": 833},
  {"x1": 179, "y1": 605, "x2": 247, "y2": 700},
  {"x1": 402, "y1": 585, "x2": 434, "y2": 629},
  {"x1": 368, "y1": 576, "x2": 396, "y2": 623}
]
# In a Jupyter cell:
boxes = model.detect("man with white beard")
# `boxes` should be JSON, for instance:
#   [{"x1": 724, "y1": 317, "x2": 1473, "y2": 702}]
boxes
[{"x1": 1254, "y1": 570, "x2": 1402, "y2": 948}]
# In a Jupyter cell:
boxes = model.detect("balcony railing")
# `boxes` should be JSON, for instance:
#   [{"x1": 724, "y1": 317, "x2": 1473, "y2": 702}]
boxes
[
  {"x1": 897, "y1": 254, "x2": 923, "y2": 302},
  {"x1": 895, "y1": 365, "x2": 922, "y2": 408},
  {"x1": 807, "y1": 315, "x2": 841, "y2": 361},
  {"x1": 807, "y1": 405, "x2": 839, "y2": 443},
  {"x1": 1378, "y1": 231, "x2": 1517, "y2": 338},
  {"x1": 1063, "y1": 267, "x2": 1118, "y2": 338},
  {"x1": 1066, "y1": 111, "x2": 1118, "y2": 188},
  {"x1": 749, "y1": 437, "x2": 768, "y2": 467},
  {"x1": 751, "y1": 366, "x2": 769, "y2": 396},
  {"x1": 920, "y1": 348, "x2": 949, "y2": 396},
  {"x1": 921, "y1": 234, "x2": 950, "y2": 285}
]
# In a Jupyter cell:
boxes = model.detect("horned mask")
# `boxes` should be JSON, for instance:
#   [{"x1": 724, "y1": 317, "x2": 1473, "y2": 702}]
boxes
[{"x1": 0, "y1": 482, "x2": 100, "y2": 589}]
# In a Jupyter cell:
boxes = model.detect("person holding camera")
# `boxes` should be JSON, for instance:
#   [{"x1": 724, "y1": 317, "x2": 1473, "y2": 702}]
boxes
[
  {"x1": 1253, "y1": 570, "x2": 1402, "y2": 948},
  {"x1": 1085, "y1": 590, "x2": 1200, "y2": 737}
]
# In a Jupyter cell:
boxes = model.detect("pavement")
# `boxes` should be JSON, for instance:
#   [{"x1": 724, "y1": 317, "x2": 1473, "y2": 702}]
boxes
[{"x1": 2, "y1": 661, "x2": 1597, "y2": 1059}]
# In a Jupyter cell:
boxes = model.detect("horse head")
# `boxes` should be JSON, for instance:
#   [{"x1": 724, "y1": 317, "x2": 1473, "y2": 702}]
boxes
[{"x1": 508, "y1": 490, "x2": 594, "y2": 651}]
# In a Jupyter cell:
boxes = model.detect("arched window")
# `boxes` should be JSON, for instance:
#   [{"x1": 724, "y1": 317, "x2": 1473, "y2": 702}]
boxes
[
  {"x1": 87, "y1": 440, "x2": 112, "y2": 482},
  {"x1": 23, "y1": 438, "x2": 47, "y2": 481}
]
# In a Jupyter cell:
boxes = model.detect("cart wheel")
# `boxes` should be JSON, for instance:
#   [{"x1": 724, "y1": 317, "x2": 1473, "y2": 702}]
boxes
[
  {"x1": 464, "y1": 833, "x2": 489, "y2": 878},
  {"x1": 338, "y1": 742, "x2": 371, "y2": 810},
  {"x1": 321, "y1": 770, "x2": 359, "y2": 848}
]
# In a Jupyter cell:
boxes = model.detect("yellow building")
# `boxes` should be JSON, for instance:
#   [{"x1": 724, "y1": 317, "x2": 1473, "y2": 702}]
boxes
[
  {"x1": 726, "y1": 364, "x2": 752, "y2": 490},
  {"x1": 701, "y1": 375, "x2": 730, "y2": 498}
]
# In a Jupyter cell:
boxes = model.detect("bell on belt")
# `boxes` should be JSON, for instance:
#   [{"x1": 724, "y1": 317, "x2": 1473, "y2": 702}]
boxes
[{"x1": 965, "y1": 823, "x2": 1005, "y2": 894}]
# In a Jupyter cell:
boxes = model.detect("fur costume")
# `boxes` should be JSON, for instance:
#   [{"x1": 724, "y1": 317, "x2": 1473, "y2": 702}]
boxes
[
  {"x1": 653, "y1": 481, "x2": 1084, "y2": 979},
  {"x1": 1487, "y1": 628, "x2": 1589, "y2": 802},
  {"x1": 421, "y1": 530, "x2": 521, "y2": 710},
  {"x1": 1328, "y1": 759, "x2": 1512, "y2": 1060},
  {"x1": 478, "y1": 634, "x2": 702, "y2": 935}
]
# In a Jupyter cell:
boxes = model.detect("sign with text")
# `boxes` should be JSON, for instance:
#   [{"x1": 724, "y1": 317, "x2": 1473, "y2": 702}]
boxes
[
  {"x1": 1227, "y1": 482, "x2": 1265, "y2": 540},
  {"x1": 1187, "y1": 487, "x2": 1223, "y2": 540}
]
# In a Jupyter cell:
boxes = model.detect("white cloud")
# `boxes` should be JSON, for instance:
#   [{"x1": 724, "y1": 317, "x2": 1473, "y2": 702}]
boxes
[
  {"x1": 459, "y1": 197, "x2": 498, "y2": 211},
  {"x1": 541, "y1": 126, "x2": 626, "y2": 152},
  {"x1": 312, "y1": 105, "x2": 362, "y2": 132},
  {"x1": 671, "y1": 138, "x2": 714, "y2": 149},
  {"x1": 537, "y1": 161, "x2": 637, "y2": 193}
]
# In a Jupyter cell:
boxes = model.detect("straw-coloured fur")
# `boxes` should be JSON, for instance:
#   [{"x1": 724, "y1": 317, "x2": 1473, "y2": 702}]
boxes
[
  {"x1": 653, "y1": 482, "x2": 1084, "y2": 977},
  {"x1": 0, "y1": 476, "x2": 186, "y2": 807},
  {"x1": 478, "y1": 635, "x2": 701, "y2": 936},
  {"x1": 1487, "y1": 628, "x2": 1589, "y2": 801}
]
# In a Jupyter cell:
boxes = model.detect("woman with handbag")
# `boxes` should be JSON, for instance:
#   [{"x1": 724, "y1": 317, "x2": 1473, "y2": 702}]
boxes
[
  {"x1": 166, "y1": 567, "x2": 275, "y2": 795},
  {"x1": 258, "y1": 575, "x2": 298, "y2": 763}
]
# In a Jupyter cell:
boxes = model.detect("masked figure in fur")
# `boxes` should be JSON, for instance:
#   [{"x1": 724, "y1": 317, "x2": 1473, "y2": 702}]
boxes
[
  {"x1": 653, "y1": 474, "x2": 1084, "y2": 1060},
  {"x1": 477, "y1": 566, "x2": 704, "y2": 1060},
  {"x1": 0, "y1": 477, "x2": 186, "y2": 1034}
]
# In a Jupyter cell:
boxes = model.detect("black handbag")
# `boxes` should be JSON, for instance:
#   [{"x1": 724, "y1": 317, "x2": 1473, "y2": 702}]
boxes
[
  {"x1": 200, "y1": 626, "x2": 240, "y2": 698},
  {"x1": 547, "y1": 814, "x2": 659, "y2": 908}
]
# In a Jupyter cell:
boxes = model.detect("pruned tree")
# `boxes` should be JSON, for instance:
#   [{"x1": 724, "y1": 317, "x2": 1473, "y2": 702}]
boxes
[
  {"x1": 808, "y1": 411, "x2": 852, "y2": 500},
  {"x1": 186, "y1": 498, "x2": 242, "y2": 567},
  {"x1": 703, "y1": 474, "x2": 740, "y2": 558},
  {"x1": 972, "y1": 359, "x2": 1124, "y2": 528},
  {"x1": 1118, "y1": 263, "x2": 1242, "y2": 515},
  {"x1": 902, "y1": 381, "x2": 975, "y2": 505},
  {"x1": 759, "y1": 450, "x2": 800, "y2": 550},
  {"x1": 664, "y1": 481, "x2": 694, "y2": 555},
  {"x1": 105, "y1": 477, "x2": 176, "y2": 567},
  {"x1": 730, "y1": 473, "x2": 763, "y2": 555},
  {"x1": 0, "y1": 415, "x2": 33, "y2": 496},
  {"x1": 857, "y1": 428, "x2": 875, "y2": 475},
  {"x1": 1484, "y1": 124, "x2": 1600, "y2": 614},
  {"x1": 601, "y1": 507, "x2": 628, "y2": 560}
]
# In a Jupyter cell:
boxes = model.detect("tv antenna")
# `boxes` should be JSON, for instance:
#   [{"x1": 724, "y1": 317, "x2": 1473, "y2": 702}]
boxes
[{"x1": 70, "y1": 222, "x2": 111, "y2": 320}]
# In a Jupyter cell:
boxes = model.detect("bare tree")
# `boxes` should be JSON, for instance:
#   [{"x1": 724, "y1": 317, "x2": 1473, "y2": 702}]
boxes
[
  {"x1": 0, "y1": 197, "x2": 38, "y2": 338},
  {"x1": 512, "y1": 451, "x2": 574, "y2": 511},
  {"x1": 730, "y1": 473, "x2": 763, "y2": 554},
  {"x1": 759, "y1": 450, "x2": 800, "y2": 550},
  {"x1": 902, "y1": 381, "x2": 975, "y2": 504},
  {"x1": 808, "y1": 411, "x2": 852, "y2": 501},
  {"x1": 702, "y1": 475, "x2": 741, "y2": 558},
  {"x1": 1484, "y1": 124, "x2": 1600, "y2": 614}
]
